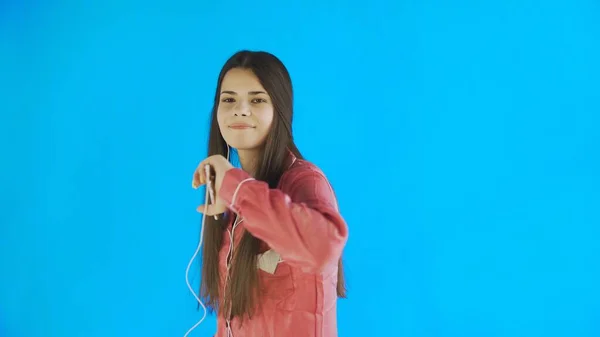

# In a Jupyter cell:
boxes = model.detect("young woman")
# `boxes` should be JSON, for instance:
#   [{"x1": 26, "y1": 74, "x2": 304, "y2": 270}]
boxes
[{"x1": 191, "y1": 50, "x2": 348, "y2": 337}]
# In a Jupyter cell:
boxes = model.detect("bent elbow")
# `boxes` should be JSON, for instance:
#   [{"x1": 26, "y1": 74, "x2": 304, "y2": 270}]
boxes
[{"x1": 310, "y1": 236, "x2": 348, "y2": 272}]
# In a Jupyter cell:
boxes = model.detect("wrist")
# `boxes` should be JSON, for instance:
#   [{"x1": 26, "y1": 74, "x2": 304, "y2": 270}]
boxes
[{"x1": 219, "y1": 168, "x2": 254, "y2": 211}]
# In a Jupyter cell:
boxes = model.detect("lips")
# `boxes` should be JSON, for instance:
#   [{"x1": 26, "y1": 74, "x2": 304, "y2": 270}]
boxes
[{"x1": 228, "y1": 123, "x2": 255, "y2": 129}]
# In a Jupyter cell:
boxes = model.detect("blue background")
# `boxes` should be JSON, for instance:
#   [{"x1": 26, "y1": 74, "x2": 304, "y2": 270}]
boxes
[{"x1": 1, "y1": 1, "x2": 599, "y2": 336}]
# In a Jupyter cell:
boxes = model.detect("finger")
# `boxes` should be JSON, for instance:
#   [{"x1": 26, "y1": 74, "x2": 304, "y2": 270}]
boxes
[
  {"x1": 196, "y1": 204, "x2": 221, "y2": 216},
  {"x1": 192, "y1": 170, "x2": 199, "y2": 189},
  {"x1": 192, "y1": 169, "x2": 206, "y2": 189},
  {"x1": 194, "y1": 155, "x2": 219, "y2": 189},
  {"x1": 199, "y1": 155, "x2": 219, "y2": 174},
  {"x1": 193, "y1": 157, "x2": 213, "y2": 188}
]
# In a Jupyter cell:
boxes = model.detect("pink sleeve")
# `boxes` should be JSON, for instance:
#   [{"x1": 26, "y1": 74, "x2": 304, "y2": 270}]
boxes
[{"x1": 218, "y1": 167, "x2": 349, "y2": 272}]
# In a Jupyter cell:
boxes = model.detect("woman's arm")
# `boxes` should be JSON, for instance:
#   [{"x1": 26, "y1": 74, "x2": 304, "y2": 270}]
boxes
[{"x1": 218, "y1": 167, "x2": 348, "y2": 272}]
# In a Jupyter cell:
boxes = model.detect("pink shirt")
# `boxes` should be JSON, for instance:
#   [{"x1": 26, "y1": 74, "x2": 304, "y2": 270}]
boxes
[{"x1": 214, "y1": 154, "x2": 349, "y2": 337}]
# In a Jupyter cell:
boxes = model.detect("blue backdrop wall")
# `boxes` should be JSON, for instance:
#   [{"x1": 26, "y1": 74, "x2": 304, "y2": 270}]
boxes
[{"x1": 1, "y1": 1, "x2": 599, "y2": 336}]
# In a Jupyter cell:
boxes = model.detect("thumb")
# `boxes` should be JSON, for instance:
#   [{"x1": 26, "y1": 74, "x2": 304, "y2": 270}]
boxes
[
  {"x1": 196, "y1": 204, "x2": 209, "y2": 213},
  {"x1": 196, "y1": 204, "x2": 223, "y2": 216}
]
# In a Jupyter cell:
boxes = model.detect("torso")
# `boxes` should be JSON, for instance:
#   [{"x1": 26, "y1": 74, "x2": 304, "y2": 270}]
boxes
[{"x1": 214, "y1": 157, "x2": 341, "y2": 337}]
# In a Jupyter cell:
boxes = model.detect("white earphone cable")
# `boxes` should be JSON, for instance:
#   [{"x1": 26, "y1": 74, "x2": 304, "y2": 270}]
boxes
[
  {"x1": 183, "y1": 186, "x2": 209, "y2": 337},
  {"x1": 184, "y1": 146, "x2": 230, "y2": 336}
]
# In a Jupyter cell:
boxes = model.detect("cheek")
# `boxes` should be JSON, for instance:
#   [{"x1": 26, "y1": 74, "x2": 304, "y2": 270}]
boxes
[
  {"x1": 257, "y1": 107, "x2": 275, "y2": 131},
  {"x1": 216, "y1": 109, "x2": 227, "y2": 130}
]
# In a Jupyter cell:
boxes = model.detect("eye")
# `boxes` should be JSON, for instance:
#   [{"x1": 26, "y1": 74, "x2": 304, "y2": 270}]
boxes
[
  {"x1": 251, "y1": 98, "x2": 267, "y2": 104},
  {"x1": 221, "y1": 97, "x2": 235, "y2": 103}
]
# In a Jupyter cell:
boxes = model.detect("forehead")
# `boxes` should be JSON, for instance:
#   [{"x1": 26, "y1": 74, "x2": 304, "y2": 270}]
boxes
[{"x1": 220, "y1": 68, "x2": 266, "y2": 91}]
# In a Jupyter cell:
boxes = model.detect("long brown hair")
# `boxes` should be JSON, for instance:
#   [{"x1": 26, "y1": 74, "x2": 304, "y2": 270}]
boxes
[{"x1": 199, "y1": 50, "x2": 346, "y2": 320}]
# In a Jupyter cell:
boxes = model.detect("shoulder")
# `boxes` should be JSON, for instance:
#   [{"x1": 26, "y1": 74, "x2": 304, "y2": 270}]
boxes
[
  {"x1": 279, "y1": 159, "x2": 338, "y2": 207},
  {"x1": 281, "y1": 159, "x2": 328, "y2": 184}
]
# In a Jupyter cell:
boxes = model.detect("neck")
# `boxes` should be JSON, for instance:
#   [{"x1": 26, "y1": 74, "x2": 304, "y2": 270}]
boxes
[{"x1": 237, "y1": 149, "x2": 260, "y2": 176}]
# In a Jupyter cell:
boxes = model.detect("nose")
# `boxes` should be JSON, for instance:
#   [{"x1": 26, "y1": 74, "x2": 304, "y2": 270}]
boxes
[{"x1": 233, "y1": 100, "x2": 251, "y2": 116}]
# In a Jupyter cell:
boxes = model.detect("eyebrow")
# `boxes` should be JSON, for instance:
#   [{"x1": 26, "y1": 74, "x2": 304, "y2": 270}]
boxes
[{"x1": 220, "y1": 90, "x2": 267, "y2": 95}]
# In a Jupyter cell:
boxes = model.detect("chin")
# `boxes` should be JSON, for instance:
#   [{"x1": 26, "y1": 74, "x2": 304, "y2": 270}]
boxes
[
  {"x1": 224, "y1": 140, "x2": 261, "y2": 151},
  {"x1": 224, "y1": 133, "x2": 265, "y2": 149}
]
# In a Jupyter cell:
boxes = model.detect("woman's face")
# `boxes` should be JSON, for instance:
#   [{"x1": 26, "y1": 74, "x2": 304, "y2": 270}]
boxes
[{"x1": 217, "y1": 68, "x2": 274, "y2": 151}]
